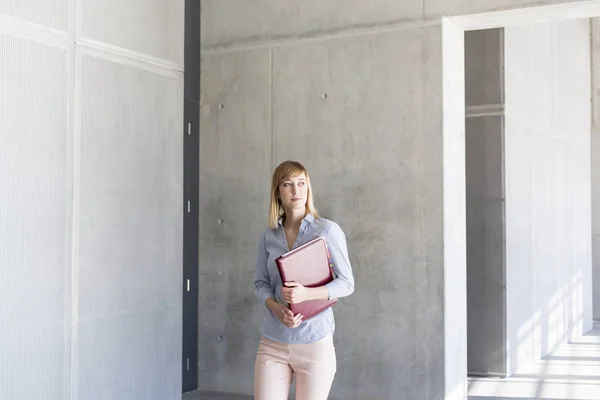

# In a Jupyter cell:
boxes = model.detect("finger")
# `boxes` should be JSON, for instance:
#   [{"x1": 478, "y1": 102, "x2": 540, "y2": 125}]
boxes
[
  {"x1": 282, "y1": 307, "x2": 294, "y2": 317},
  {"x1": 284, "y1": 281, "x2": 298, "y2": 287}
]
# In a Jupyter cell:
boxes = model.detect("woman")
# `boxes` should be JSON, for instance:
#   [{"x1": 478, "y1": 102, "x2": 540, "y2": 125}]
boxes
[{"x1": 253, "y1": 160, "x2": 355, "y2": 400}]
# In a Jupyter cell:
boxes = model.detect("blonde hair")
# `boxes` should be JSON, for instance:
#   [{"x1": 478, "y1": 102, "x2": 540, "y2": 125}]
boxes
[{"x1": 268, "y1": 160, "x2": 319, "y2": 229}]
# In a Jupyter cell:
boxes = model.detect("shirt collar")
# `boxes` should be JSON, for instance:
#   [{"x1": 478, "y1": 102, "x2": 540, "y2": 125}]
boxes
[{"x1": 277, "y1": 212, "x2": 315, "y2": 227}]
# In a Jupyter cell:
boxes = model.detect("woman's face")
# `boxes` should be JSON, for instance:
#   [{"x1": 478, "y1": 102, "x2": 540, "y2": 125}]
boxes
[{"x1": 278, "y1": 173, "x2": 308, "y2": 211}]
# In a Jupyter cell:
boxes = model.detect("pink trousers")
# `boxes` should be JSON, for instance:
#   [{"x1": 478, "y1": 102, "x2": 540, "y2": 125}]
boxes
[{"x1": 254, "y1": 334, "x2": 337, "y2": 400}]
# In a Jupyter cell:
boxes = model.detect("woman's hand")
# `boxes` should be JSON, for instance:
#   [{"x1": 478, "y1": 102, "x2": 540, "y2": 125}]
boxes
[
  {"x1": 273, "y1": 303, "x2": 303, "y2": 328},
  {"x1": 281, "y1": 281, "x2": 309, "y2": 304}
]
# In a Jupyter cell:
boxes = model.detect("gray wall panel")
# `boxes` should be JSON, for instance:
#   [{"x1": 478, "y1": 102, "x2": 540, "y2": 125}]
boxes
[
  {"x1": 272, "y1": 26, "x2": 444, "y2": 400},
  {"x1": 0, "y1": 34, "x2": 69, "y2": 400},
  {"x1": 198, "y1": 48, "x2": 271, "y2": 394},
  {"x1": 77, "y1": 55, "x2": 183, "y2": 400},
  {"x1": 81, "y1": 0, "x2": 185, "y2": 64},
  {"x1": 465, "y1": 116, "x2": 506, "y2": 376},
  {"x1": 464, "y1": 28, "x2": 506, "y2": 377},
  {"x1": 465, "y1": 29, "x2": 504, "y2": 107},
  {"x1": 505, "y1": 19, "x2": 592, "y2": 373}
]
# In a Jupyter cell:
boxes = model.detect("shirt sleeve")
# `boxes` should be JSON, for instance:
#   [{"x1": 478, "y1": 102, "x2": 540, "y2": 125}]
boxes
[
  {"x1": 254, "y1": 230, "x2": 275, "y2": 305},
  {"x1": 324, "y1": 222, "x2": 355, "y2": 300}
]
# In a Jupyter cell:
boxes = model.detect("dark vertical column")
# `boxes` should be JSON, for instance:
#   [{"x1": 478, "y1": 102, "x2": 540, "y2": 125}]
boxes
[{"x1": 182, "y1": 0, "x2": 200, "y2": 393}]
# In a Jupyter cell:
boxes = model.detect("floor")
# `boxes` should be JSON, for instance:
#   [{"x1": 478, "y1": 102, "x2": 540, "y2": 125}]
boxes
[
  {"x1": 183, "y1": 322, "x2": 600, "y2": 400},
  {"x1": 468, "y1": 321, "x2": 600, "y2": 400},
  {"x1": 183, "y1": 392, "x2": 251, "y2": 400}
]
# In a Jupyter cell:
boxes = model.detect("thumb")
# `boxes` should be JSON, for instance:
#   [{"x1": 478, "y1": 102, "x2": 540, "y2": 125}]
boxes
[{"x1": 284, "y1": 281, "x2": 298, "y2": 287}]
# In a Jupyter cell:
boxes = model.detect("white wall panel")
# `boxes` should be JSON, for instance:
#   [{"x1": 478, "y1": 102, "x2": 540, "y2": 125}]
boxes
[
  {"x1": 0, "y1": 0, "x2": 68, "y2": 31},
  {"x1": 591, "y1": 17, "x2": 600, "y2": 321},
  {"x1": 0, "y1": 33, "x2": 69, "y2": 400},
  {"x1": 76, "y1": 55, "x2": 183, "y2": 400},
  {"x1": 81, "y1": 0, "x2": 184, "y2": 64},
  {"x1": 505, "y1": 18, "x2": 592, "y2": 374}
]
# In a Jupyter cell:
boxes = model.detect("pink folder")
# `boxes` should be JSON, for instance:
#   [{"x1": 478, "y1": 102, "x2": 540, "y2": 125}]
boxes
[{"x1": 275, "y1": 236, "x2": 337, "y2": 320}]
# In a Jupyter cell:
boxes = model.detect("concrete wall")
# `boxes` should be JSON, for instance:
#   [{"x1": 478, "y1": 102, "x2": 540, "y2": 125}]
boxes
[
  {"x1": 200, "y1": 25, "x2": 446, "y2": 399},
  {"x1": 504, "y1": 19, "x2": 593, "y2": 374},
  {"x1": 592, "y1": 17, "x2": 600, "y2": 321},
  {"x1": 198, "y1": 48, "x2": 271, "y2": 393},
  {"x1": 0, "y1": 2, "x2": 184, "y2": 400}
]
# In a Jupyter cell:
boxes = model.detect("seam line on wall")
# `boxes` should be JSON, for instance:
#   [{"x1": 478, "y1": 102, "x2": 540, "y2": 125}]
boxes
[
  {"x1": 0, "y1": 13, "x2": 183, "y2": 76},
  {"x1": 77, "y1": 38, "x2": 184, "y2": 75},
  {"x1": 592, "y1": 18, "x2": 599, "y2": 131},
  {"x1": 0, "y1": 13, "x2": 68, "y2": 48},
  {"x1": 68, "y1": 0, "x2": 79, "y2": 399},
  {"x1": 201, "y1": 19, "x2": 442, "y2": 54},
  {"x1": 270, "y1": 46, "x2": 274, "y2": 173}
]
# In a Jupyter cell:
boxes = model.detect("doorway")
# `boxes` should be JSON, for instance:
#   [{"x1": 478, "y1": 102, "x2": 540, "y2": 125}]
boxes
[{"x1": 443, "y1": 3, "x2": 599, "y2": 398}]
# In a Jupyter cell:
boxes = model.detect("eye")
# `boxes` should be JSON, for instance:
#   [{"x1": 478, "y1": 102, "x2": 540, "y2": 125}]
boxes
[{"x1": 298, "y1": 182, "x2": 305, "y2": 186}]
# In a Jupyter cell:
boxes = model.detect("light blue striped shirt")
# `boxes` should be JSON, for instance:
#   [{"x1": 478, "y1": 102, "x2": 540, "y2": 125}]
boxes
[{"x1": 254, "y1": 213, "x2": 355, "y2": 344}]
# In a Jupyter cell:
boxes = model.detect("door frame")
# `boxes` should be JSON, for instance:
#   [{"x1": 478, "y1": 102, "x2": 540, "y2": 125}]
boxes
[{"x1": 442, "y1": 2, "x2": 600, "y2": 398}]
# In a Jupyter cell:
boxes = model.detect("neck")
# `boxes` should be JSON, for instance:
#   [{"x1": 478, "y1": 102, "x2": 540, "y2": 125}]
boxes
[{"x1": 283, "y1": 208, "x2": 306, "y2": 228}]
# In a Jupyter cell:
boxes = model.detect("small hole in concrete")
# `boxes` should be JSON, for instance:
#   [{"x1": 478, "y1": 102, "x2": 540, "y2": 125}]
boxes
[
  {"x1": 219, "y1": 104, "x2": 224, "y2": 109},
  {"x1": 322, "y1": 93, "x2": 328, "y2": 99}
]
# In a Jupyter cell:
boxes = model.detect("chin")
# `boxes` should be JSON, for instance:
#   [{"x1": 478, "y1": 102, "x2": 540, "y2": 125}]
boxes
[{"x1": 289, "y1": 202, "x2": 306, "y2": 210}]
